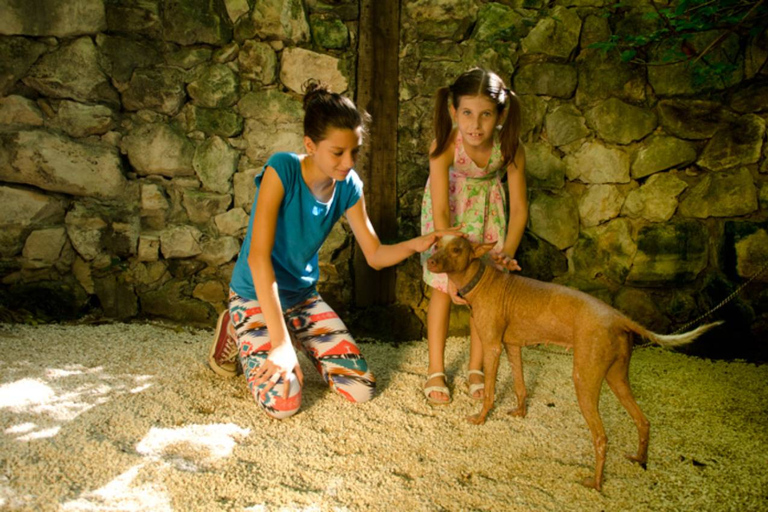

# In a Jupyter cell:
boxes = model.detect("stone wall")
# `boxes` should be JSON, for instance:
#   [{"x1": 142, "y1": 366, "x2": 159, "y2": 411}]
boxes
[
  {"x1": 397, "y1": 0, "x2": 768, "y2": 359},
  {"x1": 1, "y1": 0, "x2": 766, "y2": 359},
  {"x1": 0, "y1": 0, "x2": 359, "y2": 327}
]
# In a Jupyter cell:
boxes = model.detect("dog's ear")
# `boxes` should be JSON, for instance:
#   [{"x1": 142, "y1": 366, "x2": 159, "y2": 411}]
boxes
[{"x1": 473, "y1": 241, "x2": 497, "y2": 259}]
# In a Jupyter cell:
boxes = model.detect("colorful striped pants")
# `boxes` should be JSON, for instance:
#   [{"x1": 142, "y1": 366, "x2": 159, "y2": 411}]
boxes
[{"x1": 229, "y1": 291, "x2": 376, "y2": 419}]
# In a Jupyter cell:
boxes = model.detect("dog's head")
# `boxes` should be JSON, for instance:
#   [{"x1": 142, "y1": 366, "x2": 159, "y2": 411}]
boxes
[{"x1": 426, "y1": 235, "x2": 496, "y2": 275}]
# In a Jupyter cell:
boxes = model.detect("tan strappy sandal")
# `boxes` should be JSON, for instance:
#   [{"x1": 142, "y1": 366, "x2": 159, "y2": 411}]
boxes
[{"x1": 423, "y1": 372, "x2": 451, "y2": 405}]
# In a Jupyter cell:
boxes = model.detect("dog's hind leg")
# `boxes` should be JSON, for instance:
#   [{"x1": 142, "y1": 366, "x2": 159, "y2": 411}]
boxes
[
  {"x1": 468, "y1": 339, "x2": 503, "y2": 425},
  {"x1": 605, "y1": 354, "x2": 650, "y2": 468},
  {"x1": 573, "y1": 347, "x2": 612, "y2": 491},
  {"x1": 504, "y1": 343, "x2": 527, "y2": 417}
]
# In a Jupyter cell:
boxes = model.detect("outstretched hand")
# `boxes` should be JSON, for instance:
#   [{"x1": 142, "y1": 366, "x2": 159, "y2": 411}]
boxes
[
  {"x1": 490, "y1": 250, "x2": 521, "y2": 272},
  {"x1": 411, "y1": 225, "x2": 466, "y2": 253}
]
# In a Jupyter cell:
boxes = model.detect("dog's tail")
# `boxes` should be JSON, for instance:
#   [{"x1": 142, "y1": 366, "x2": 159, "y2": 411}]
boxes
[{"x1": 626, "y1": 320, "x2": 724, "y2": 348}]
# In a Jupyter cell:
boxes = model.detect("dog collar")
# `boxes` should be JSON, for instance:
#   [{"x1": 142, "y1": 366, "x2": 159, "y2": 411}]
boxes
[{"x1": 457, "y1": 263, "x2": 485, "y2": 298}]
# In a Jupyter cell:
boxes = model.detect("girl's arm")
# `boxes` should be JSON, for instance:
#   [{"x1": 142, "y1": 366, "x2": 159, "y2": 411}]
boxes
[
  {"x1": 346, "y1": 193, "x2": 462, "y2": 270},
  {"x1": 247, "y1": 166, "x2": 303, "y2": 396},
  {"x1": 494, "y1": 144, "x2": 528, "y2": 271},
  {"x1": 428, "y1": 135, "x2": 456, "y2": 231}
]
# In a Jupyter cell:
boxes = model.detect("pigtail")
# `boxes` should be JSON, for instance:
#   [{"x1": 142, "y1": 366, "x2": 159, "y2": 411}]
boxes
[
  {"x1": 430, "y1": 86, "x2": 453, "y2": 159},
  {"x1": 499, "y1": 88, "x2": 521, "y2": 169}
]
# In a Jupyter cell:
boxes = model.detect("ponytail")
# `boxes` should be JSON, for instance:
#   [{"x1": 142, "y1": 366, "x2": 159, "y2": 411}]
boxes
[
  {"x1": 430, "y1": 86, "x2": 453, "y2": 159},
  {"x1": 499, "y1": 87, "x2": 521, "y2": 169}
]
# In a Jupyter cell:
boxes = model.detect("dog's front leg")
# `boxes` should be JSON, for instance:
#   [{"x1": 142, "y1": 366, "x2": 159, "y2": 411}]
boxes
[
  {"x1": 505, "y1": 343, "x2": 527, "y2": 417},
  {"x1": 468, "y1": 342, "x2": 502, "y2": 425}
]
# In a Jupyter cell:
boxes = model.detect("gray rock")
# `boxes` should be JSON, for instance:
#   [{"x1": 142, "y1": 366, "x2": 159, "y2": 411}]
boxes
[
  {"x1": 578, "y1": 184, "x2": 625, "y2": 227},
  {"x1": 575, "y1": 49, "x2": 646, "y2": 107},
  {"x1": 92, "y1": 271, "x2": 139, "y2": 320},
  {"x1": 182, "y1": 190, "x2": 232, "y2": 225},
  {"x1": 697, "y1": 114, "x2": 765, "y2": 171},
  {"x1": 198, "y1": 236, "x2": 241, "y2": 266},
  {"x1": 23, "y1": 37, "x2": 119, "y2": 106},
  {"x1": 239, "y1": 90, "x2": 304, "y2": 163},
  {"x1": 65, "y1": 205, "x2": 108, "y2": 262},
  {"x1": 193, "y1": 280, "x2": 228, "y2": 303},
  {"x1": 679, "y1": 167, "x2": 758, "y2": 218},
  {"x1": 745, "y1": 27, "x2": 768, "y2": 80},
  {"x1": 545, "y1": 104, "x2": 589, "y2": 147},
  {"x1": 104, "y1": 0, "x2": 162, "y2": 38},
  {"x1": 141, "y1": 184, "x2": 169, "y2": 213},
  {"x1": 310, "y1": 15, "x2": 349, "y2": 49},
  {"x1": 522, "y1": 6, "x2": 581, "y2": 58},
  {"x1": 402, "y1": 0, "x2": 478, "y2": 41},
  {"x1": 731, "y1": 83, "x2": 768, "y2": 113},
  {"x1": 0, "y1": 0, "x2": 106, "y2": 37},
  {"x1": 51, "y1": 101, "x2": 114, "y2": 138},
  {"x1": 648, "y1": 30, "x2": 743, "y2": 96},
  {"x1": 234, "y1": 169, "x2": 259, "y2": 212},
  {"x1": 238, "y1": 41, "x2": 278, "y2": 84},
  {"x1": 139, "y1": 279, "x2": 214, "y2": 326},
  {"x1": 734, "y1": 228, "x2": 768, "y2": 281},
  {"x1": 525, "y1": 142, "x2": 566, "y2": 190},
  {"x1": 240, "y1": 0, "x2": 310, "y2": 43},
  {"x1": 472, "y1": 3, "x2": 527, "y2": 42},
  {"x1": 161, "y1": 0, "x2": 232, "y2": 45},
  {"x1": 614, "y1": 287, "x2": 670, "y2": 333},
  {"x1": 571, "y1": 218, "x2": 636, "y2": 284},
  {"x1": 122, "y1": 123, "x2": 195, "y2": 178},
  {"x1": 22, "y1": 227, "x2": 67, "y2": 268},
  {"x1": 519, "y1": 94, "x2": 548, "y2": 139},
  {"x1": 0, "y1": 95, "x2": 44, "y2": 127},
  {"x1": 626, "y1": 220, "x2": 708, "y2": 285},
  {"x1": 96, "y1": 34, "x2": 162, "y2": 85},
  {"x1": 631, "y1": 135, "x2": 698, "y2": 179},
  {"x1": 514, "y1": 63, "x2": 577, "y2": 98},
  {"x1": 160, "y1": 225, "x2": 203, "y2": 259},
  {"x1": 224, "y1": 0, "x2": 250, "y2": 24},
  {"x1": 280, "y1": 47, "x2": 347, "y2": 95},
  {"x1": 188, "y1": 64, "x2": 240, "y2": 108},
  {"x1": 564, "y1": 141, "x2": 630, "y2": 184},
  {"x1": 138, "y1": 235, "x2": 161, "y2": 262},
  {"x1": 122, "y1": 67, "x2": 187, "y2": 116},
  {"x1": 0, "y1": 37, "x2": 47, "y2": 96},
  {"x1": 622, "y1": 172, "x2": 688, "y2": 222},
  {"x1": 585, "y1": 98, "x2": 657, "y2": 145},
  {"x1": 193, "y1": 136, "x2": 239, "y2": 194},
  {"x1": 657, "y1": 99, "x2": 735, "y2": 140},
  {"x1": 214, "y1": 208, "x2": 249, "y2": 237},
  {"x1": 529, "y1": 189, "x2": 580, "y2": 250},
  {"x1": 2, "y1": 130, "x2": 127, "y2": 199},
  {"x1": 176, "y1": 104, "x2": 244, "y2": 138}
]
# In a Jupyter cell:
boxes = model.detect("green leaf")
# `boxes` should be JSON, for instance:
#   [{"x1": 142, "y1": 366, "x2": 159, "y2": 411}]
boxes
[{"x1": 620, "y1": 49, "x2": 637, "y2": 62}]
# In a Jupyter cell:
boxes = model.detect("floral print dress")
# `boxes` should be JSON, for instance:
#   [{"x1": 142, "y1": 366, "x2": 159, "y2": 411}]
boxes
[{"x1": 421, "y1": 131, "x2": 508, "y2": 293}]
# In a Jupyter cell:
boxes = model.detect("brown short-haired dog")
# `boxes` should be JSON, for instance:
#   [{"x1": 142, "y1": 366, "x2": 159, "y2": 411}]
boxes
[{"x1": 426, "y1": 235, "x2": 722, "y2": 491}]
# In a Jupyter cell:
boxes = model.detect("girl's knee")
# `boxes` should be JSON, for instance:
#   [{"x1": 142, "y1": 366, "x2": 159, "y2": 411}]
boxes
[{"x1": 251, "y1": 374, "x2": 302, "y2": 419}]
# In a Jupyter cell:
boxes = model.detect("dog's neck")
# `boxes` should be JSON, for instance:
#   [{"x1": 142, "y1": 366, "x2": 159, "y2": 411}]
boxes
[{"x1": 447, "y1": 259, "x2": 485, "y2": 298}]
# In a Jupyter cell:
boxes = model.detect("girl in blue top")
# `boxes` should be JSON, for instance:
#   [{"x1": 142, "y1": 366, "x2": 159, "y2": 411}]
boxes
[{"x1": 209, "y1": 81, "x2": 459, "y2": 419}]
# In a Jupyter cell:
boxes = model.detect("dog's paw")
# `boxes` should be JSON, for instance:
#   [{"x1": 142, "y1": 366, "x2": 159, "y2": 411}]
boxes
[
  {"x1": 507, "y1": 405, "x2": 527, "y2": 417},
  {"x1": 467, "y1": 413, "x2": 486, "y2": 425},
  {"x1": 580, "y1": 476, "x2": 602, "y2": 491}
]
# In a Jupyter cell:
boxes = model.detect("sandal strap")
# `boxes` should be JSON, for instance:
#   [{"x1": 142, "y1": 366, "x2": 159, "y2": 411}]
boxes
[
  {"x1": 426, "y1": 371, "x2": 446, "y2": 380},
  {"x1": 468, "y1": 369, "x2": 484, "y2": 377}
]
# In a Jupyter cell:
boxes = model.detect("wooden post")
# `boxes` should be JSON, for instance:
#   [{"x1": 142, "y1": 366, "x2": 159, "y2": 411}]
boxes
[{"x1": 354, "y1": 0, "x2": 399, "y2": 306}]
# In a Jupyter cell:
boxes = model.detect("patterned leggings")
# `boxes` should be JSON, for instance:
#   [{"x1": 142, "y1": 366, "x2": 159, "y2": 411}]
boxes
[{"x1": 229, "y1": 291, "x2": 376, "y2": 419}]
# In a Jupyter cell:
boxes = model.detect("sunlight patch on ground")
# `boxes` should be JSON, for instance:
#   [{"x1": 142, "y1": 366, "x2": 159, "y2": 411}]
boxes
[
  {"x1": 60, "y1": 463, "x2": 173, "y2": 512},
  {"x1": 0, "y1": 368, "x2": 155, "y2": 442},
  {"x1": 136, "y1": 423, "x2": 251, "y2": 471}
]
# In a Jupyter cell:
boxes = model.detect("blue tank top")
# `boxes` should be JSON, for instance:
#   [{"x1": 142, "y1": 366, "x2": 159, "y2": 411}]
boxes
[{"x1": 230, "y1": 152, "x2": 363, "y2": 309}]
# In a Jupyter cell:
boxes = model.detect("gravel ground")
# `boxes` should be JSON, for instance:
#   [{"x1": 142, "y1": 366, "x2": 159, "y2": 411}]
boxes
[{"x1": 0, "y1": 322, "x2": 766, "y2": 512}]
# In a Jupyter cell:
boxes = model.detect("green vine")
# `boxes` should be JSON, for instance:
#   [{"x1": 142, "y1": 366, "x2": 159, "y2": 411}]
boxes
[{"x1": 589, "y1": 0, "x2": 768, "y2": 85}]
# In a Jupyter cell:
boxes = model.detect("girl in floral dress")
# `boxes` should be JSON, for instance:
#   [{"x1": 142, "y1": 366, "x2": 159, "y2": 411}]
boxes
[{"x1": 421, "y1": 68, "x2": 528, "y2": 405}]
